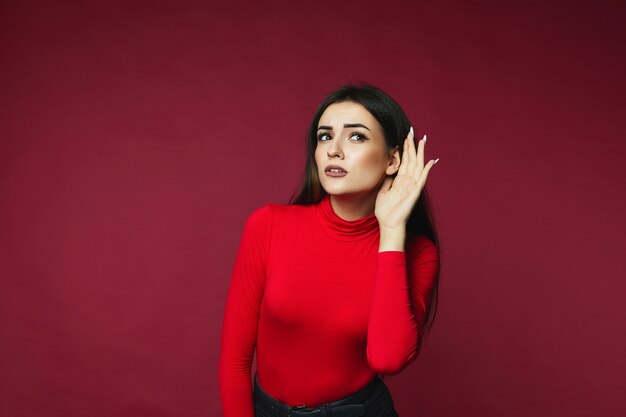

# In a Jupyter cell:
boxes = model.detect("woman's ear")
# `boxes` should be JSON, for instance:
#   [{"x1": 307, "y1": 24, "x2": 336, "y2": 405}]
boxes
[{"x1": 386, "y1": 146, "x2": 400, "y2": 175}]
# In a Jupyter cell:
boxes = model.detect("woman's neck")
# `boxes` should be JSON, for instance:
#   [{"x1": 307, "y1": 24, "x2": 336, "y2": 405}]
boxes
[{"x1": 328, "y1": 193, "x2": 377, "y2": 221}]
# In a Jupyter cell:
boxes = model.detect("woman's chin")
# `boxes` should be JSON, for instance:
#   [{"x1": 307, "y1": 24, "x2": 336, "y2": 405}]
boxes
[{"x1": 322, "y1": 189, "x2": 376, "y2": 200}]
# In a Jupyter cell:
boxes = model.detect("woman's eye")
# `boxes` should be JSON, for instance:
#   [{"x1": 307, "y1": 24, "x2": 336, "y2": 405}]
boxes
[
  {"x1": 349, "y1": 132, "x2": 367, "y2": 142},
  {"x1": 317, "y1": 133, "x2": 332, "y2": 141}
]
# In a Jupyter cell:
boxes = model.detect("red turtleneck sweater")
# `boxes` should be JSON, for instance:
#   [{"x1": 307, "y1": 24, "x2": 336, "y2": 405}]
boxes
[{"x1": 219, "y1": 195, "x2": 439, "y2": 417}]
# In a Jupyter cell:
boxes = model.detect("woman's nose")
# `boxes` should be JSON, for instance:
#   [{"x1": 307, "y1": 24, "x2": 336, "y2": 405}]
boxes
[{"x1": 327, "y1": 139, "x2": 344, "y2": 159}]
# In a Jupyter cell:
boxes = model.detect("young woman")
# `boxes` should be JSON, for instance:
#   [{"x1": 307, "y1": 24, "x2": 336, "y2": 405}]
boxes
[{"x1": 219, "y1": 84, "x2": 441, "y2": 417}]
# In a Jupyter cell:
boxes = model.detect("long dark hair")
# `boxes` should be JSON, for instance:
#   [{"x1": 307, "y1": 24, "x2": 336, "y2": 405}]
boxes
[{"x1": 289, "y1": 83, "x2": 441, "y2": 341}]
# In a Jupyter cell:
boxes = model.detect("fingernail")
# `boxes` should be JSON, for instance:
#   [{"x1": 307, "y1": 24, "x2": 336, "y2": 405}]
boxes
[
  {"x1": 409, "y1": 126, "x2": 414, "y2": 136},
  {"x1": 423, "y1": 134, "x2": 427, "y2": 142},
  {"x1": 434, "y1": 158, "x2": 440, "y2": 164}
]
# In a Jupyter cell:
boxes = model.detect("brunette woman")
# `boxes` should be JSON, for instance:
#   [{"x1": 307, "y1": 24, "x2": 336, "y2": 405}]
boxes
[{"x1": 219, "y1": 84, "x2": 441, "y2": 417}]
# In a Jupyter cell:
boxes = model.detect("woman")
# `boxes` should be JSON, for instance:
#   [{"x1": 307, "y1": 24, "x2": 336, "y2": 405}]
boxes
[{"x1": 219, "y1": 84, "x2": 441, "y2": 417}]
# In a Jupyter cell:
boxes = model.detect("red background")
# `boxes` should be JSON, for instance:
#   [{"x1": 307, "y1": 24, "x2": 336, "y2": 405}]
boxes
[{"x1": 1, "y1": 1, "x2": 625, "y2": 416}]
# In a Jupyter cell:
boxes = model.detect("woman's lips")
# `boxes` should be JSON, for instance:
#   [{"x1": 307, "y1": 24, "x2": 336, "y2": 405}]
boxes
[
  {"x1": 325, "y1": 165, "x2": 347, "y2": 177},
  {"x1": 325, "y1": 170, "x2": 347, "y2": 177}
]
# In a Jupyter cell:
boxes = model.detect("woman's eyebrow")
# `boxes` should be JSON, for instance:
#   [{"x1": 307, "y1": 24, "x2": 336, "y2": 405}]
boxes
[
  {"x1": 344, "y1": 123, "x2": 370, "y2": 131},
  {"x1": 317, "y1": 123, "x2": 371, "y2": 131}
]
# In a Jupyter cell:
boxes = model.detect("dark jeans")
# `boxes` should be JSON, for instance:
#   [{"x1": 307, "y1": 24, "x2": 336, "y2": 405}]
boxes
[{"x1": 253, "y1": 375, "x2": 399, "y2": 417}]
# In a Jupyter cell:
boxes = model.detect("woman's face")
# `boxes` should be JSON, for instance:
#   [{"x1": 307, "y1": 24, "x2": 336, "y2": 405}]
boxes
[{"x1": 315, "y1": 101, "x2": 398, "y2": 200}]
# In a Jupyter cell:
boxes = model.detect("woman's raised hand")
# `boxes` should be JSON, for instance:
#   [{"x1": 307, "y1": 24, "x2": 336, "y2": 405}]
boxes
[{"x1": 375, "y1": 127, "x2": 438, "y2": 232}]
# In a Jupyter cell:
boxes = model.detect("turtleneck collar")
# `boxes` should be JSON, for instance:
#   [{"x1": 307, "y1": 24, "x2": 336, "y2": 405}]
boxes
[{"x1": 315, "y1": 194, "x2": 380, "y2": 241}]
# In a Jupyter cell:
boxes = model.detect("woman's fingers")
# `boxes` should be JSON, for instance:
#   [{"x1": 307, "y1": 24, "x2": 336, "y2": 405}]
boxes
[
  {"x1": 398, "y1": 131, "x2": 410, "y2": 176},
  {"x1": 419, "y1": 159, "x2": 436, "y2": 187},
  {"x1": 399, "y1": 127, "x2": 438, "y2": 181},
  {"x1": 406, "y1": 127, "x2": 416, "y2": 173},
  {"x1": 416, "y1": 134, "x2": 425, "y2": 175}
]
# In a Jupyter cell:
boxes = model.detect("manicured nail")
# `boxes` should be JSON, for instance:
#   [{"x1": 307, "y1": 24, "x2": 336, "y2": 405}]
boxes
[
  {"x1": 434, "y1": 158, "x2": 440, "y2": 164},
  {"x1": 409, "y1": 126, "x2": 414, "y2": 136},
  {"x1": 423, "y1": 134, "x2": 427, "y2": 142}
]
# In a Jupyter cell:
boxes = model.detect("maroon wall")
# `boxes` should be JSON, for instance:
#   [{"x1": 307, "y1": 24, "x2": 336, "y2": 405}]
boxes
[{"x1": 1, "y1": 1, "x2": 625, "y2": 416}]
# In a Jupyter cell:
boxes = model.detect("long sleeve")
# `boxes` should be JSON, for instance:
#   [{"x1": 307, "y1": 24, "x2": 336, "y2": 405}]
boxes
[
  {"x1": 219, "y1": 205, "x2": 271, "y2": 417},
  {"x1": 366, "y1": 237, "x2": 439, "y2": 374}
]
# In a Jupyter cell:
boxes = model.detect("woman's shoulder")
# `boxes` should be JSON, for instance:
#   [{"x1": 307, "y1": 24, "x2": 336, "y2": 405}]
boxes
[
  {"x1": 244, "y1": 201, "x2": 314, "y2": 228},
  {"x1": 405, "y1": 234, "x2": 439, "y2": 260}
]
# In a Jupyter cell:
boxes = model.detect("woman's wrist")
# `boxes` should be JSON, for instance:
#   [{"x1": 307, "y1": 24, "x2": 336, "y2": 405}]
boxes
[{"x1": 378, "y1": 226, "x2": 406, "y2": 252}]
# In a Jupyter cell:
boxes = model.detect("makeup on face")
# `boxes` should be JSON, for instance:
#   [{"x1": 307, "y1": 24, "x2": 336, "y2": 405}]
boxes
[{"x1": 314, "y1": 102, "x2": 391, "y2": 198}]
